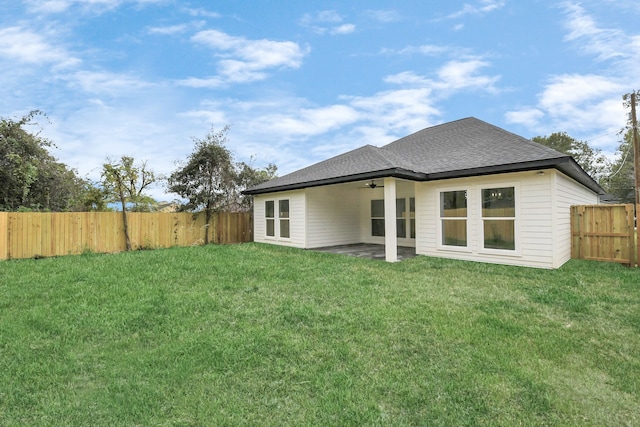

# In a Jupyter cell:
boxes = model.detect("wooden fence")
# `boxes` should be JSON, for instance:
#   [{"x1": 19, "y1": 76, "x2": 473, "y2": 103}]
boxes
[
  {"x1": 571, "y1": 204, "x2": 636, "y2": 267},
  {"x1": 0, "y1": 211, "x2": 253, "y2": 260}
]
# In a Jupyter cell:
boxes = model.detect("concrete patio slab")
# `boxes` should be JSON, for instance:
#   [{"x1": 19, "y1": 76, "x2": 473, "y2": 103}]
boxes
[{"x1": 312, "y1": 244, "x2": 416, "y2": 261}]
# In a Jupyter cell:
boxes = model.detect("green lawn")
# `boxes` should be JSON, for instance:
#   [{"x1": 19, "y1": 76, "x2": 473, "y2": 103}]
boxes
[{"x1": 1, "y1": 244, "x2": 639, "y2": 426}]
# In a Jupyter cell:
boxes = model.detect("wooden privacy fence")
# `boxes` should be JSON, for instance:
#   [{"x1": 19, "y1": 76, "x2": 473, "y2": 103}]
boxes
[
  {"x1": 571, "y1": 204, "x2": 636, "y2": 267},
  {"x1": 0, "y1": 211, "x2": 253, "y2": 260}
]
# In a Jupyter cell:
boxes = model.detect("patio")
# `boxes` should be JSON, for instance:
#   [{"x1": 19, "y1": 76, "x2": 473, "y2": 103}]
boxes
[{"x1": 312, "y1": 244, "x2": 416, "y2": 261}]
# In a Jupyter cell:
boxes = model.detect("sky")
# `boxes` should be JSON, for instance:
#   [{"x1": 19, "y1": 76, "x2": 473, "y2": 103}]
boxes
[{"x1": 2, "y1": 0, "x2": 640, "y2": 201}]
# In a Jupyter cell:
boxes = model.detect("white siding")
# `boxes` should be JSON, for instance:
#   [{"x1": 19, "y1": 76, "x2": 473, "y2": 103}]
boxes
[
  {"x1": 305, "y1": 185, "x2": 361, "y2": 248},
  {"x1": 551, "y1": 171, "x2": 599, "y2": 267},
  {"x1": 253, "y1": 190, "x2": 306, "y2": 248},
  {"x1": 416, "y1": 171, "x2": 560, "y2": 269}
]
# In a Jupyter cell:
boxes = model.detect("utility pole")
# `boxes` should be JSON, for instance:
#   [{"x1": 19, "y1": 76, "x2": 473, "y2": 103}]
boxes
[{"x1": 631, "y1": 92, "x2": 640, "y2": 267}]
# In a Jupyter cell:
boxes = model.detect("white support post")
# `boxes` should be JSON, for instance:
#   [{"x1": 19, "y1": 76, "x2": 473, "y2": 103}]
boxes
[{"x1": 384, "y1": 177, "x2": 398, "y2": 262}]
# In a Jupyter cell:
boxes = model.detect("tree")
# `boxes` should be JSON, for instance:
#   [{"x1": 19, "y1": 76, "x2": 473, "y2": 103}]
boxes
[
  {"x1": 235, "y1": 160, "x2": 277, "y2": 212},
  {"x1": 606, "y1": 130, "x2": 635, "y2": 203},
  {"x1": 0, "y1": 110, "x2": 89, "y2": 211},
  {"x1": 167, "y1": 126, "x2": 277, "y2": 243},
  {"x1": 167, "y1": 127, "x2": 237, "y2": 244},
  {"x1": 101, "y1": 156, "x2": 157, "y2": 250},
  {"x1": 532, "y1": 132, "x2": 611, "y2": 185},
  {"x1": 81, "y1": 181, "x2": 110, "y2": 211}
]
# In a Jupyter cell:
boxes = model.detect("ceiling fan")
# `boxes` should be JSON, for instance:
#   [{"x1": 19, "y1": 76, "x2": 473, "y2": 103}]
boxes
[{"x1": 360, "y1": 179, "x2": 384, "y2": 189}]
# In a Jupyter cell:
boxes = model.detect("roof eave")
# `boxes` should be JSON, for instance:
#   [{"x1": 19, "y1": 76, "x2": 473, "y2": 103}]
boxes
[
  {"x1": 244, "y1": 158, "x2": 605, "y2": 196},
  {"x1": 425, "y1": 157, "x2": 605, "y2": 195},
  {"x1": 242, "y1": 168, "x2": 425, "y2": 195}
]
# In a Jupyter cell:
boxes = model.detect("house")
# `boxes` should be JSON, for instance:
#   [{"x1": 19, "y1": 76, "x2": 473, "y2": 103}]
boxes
[{"x1": 243, "y1": 117, "x2": 604, "y2": 269}]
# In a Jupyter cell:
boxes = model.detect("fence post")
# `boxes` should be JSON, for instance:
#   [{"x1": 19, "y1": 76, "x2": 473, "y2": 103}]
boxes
[
  {"x1": 628, "y1": 204, "x2": 637, "y2": 267},
  {"x1": 0, "y1": 212, "x2": 7, "y2": 260},
  {"x1": 574, "y1": 206, "x2": 585, "y2": 259}
]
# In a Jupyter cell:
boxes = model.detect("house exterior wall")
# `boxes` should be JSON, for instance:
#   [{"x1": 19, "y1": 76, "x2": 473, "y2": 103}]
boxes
[
  {"x1": 252, "y1": 170, "x2": 598, "y2": 268},
  {"x1": 253, "y1": 190, "x2": 306, "y2": 248},
  {"x1": 305, "y1": 185, "x2": 361, "y2": 248},
  {"x1": 415, "y1": 170, "x2": 598, "y2": 269},
  {"x1": 551, "y1": 170, "x2": 599, "y2": 267}
]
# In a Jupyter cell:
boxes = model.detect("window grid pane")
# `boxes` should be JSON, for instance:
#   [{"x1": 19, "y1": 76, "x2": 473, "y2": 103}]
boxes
[
  {"x1": 442, "y1": 219, "x2": 467, "y2": 246},
  {"x1": 372, "y1": 219, "x2": 385, "y2": 237},
  {"x1": 441, "y1": 190, "x2": 467, "y2": 217},
  {"x1": 279, "y1": 200, "x2": 289, "y2": 218},
  {"x1": 280, "y1": 219, "x2": 290, "y2": 238},
  {"x1": 265, "y1": 201, "x2": 274, "y2": 218},
  {"x1": 397, "y1": 219, "x2": 406, "y2": 238},
  {"x1": 484, "y1": 220, "x2": 514, "y2": 250},
  {"x1": 371, "y1": 200, "x2": 384, "y2": 218},
  {"x1": 482, "y1": 187, "x2": 515, "y2": 218}
]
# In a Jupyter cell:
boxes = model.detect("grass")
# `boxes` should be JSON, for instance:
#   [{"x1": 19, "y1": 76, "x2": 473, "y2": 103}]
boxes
[{"x1": 1, "y1": 243, "x2": 639, "y2": 426}]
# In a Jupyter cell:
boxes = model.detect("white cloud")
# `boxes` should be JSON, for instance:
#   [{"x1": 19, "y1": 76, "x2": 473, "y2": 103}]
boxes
[
  {"x1": 0, "y1": 26, "x2": 80, "y2": 68},
  {"x1": 505, "y1": 108, "x2": 545, "y2": 128},
  {"x1": 380, "y1": 44, "x2": 449, "y2": 56},
  {"x1": 66, "y1": 70, "x2": 155, "y2": 94},
  {"x1": 364, "y1": 9, "x2": 401, "y2": 23},
  {"x1": 181, "y1": 30, "x2": 309, "y2": 86},
  {"x1": 506, "y1": 3, "x2": 638, "y2": 145},
  {"x1": 331, "y1": 24, "x2": 356, "y2": 35},
  {"x1": 299, "y1": 10, "x2": 355, "y2": 36},
  {"x1": 444, "y1": 0, "x2": 506, "y2": 19},
  {"x1": 24, "y1": 0, "x2": 164, "y2": 14},
  {"x1": 148, "y1": 22, "x2": 204, "y2": 35},
  {"x1": 562, "y1": 3, "x2": 626, "y2": 61},
  {"x1": 434, "y1": 59, "x2": 500, "y2": 93},
  {"x1": 254, "y1": 105, "x2": 360, "y2": 138},
  {"x1": 182, "y1": 7, "x2": 221, "y2": 18},
  {"x1": 384, "y1": 71, "x2": 432, "y2": 86}
]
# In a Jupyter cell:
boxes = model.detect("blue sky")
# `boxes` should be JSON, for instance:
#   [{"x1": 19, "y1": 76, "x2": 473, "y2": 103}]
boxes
[{"x1": 1, "y1": 0, "x2": 639, "y2": 200}]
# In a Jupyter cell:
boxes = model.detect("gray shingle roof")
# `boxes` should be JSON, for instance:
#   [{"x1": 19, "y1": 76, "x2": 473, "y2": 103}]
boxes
[{"x1": 245, "y1": 117, "x2": 604, "y2": 195}]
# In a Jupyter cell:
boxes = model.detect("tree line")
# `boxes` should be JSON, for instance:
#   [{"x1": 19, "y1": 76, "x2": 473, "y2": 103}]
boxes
[
  {"x1": 532, "y1": 130, "x2": 635, "y2": 203},
  {"x1": 0, "y1": 111, "x2": 277, "y2": 219}
]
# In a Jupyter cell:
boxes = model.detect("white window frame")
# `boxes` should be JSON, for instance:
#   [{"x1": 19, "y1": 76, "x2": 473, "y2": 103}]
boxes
[
  {"x1": 265, "y1": 200, "x2": 275, "y2": 238},
  {"x1": 264, "y1": 198, "x2": 291, "y2": 241},
  {"x1": 437, "y1": 187, "x2": 470, "y2": 252},
  {"x1": 478, "y1": 183, "x2": 521, "y2": 256}
]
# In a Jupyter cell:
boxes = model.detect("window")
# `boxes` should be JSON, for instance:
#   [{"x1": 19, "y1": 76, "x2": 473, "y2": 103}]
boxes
[
  {"x1": 371, "y1": 200, "x2": 385, "y2": 236},
  {"x1": 409, "y1": 197, "x2": 416, "y2": 239},
  {"x1": 440, "y1": 190, "x2": 467, "y2": 247},
  {"x1": 396, "y1": 198, "x2": 406, "y2": 238},
  {"x1": 279, "y1": 199, "x2": 290, "y2": 239},
  {"x1": 265, "y1": 200, "x2": 275, "y2": 237},
  {"x1": 265, "y1": 199, "x2": 290, "y2": 239},
  {"x1": 370, "y1": 198, "x2": 414, "y2": 238},
  {"x1": 482, "y1": 187, "x2": 515, "y2": 250}
]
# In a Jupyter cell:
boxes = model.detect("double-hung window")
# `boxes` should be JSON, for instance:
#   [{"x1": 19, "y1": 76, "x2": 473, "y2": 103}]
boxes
[
  {"x1": 396, "y1": 198, "x2": 406, "y2": 238},
  {"x1": 265, "y1": 201, "x2": 275, "y2": 237},
  {"x1": 482, "y1": 187, "x2": 515, "y2": 250},
  {"x1": 440, "y1": 190, "x2": 467, "y2": 247},
  {"x1": 279, "y1": 200, "x2": 290, "y2": 239},
  {"x1": 371, "y1": 200, "x2": 385, "y2": 237}
]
